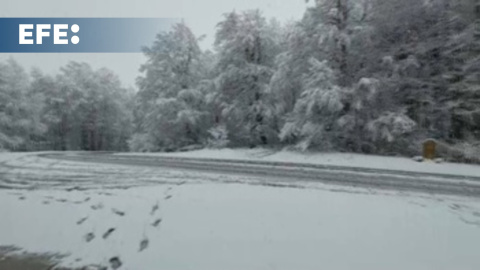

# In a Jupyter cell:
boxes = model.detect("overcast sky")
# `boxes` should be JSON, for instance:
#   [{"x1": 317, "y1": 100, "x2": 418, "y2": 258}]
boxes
[{"x1": 1, "y1": 0, "x2": 309, "y2": 88}]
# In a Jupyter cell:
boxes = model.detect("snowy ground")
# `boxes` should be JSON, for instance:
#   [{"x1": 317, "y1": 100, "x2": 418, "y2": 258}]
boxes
[
  {"x1": 120, "y1": 148, "x2": 480, "y2": 177},
  {"x1": 1, "y1": 152, "x2": 480, "y2": 269}
]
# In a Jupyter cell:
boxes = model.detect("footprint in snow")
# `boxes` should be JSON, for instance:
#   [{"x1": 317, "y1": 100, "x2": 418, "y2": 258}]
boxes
[
  {"x1": 73, "y1": 197, "x2": 92, "y2": 204},
  {"x1": 151, "y1": 202, "x2": 159, "y2": 215},
  {"x1": 77, "y1": 217, "x2": 88, "y2": 225},
  {"x1": 102, "y1": 228, "x2": 116, "y2": 239},
  {"x1": 152, "y1": 218, "x2": 162, "y2": 227},
  {"x1": 139, "y1": 238, "x2": 149, "y2": 252},
  {"x1": 18, "y1": 196, "x2": 26, "y2": 200},
  {"x1": 112, "y1": 208, "x2": 126, "y2": 216},
  {"x1": 449, "y1": 204, "x2": 465, "y2": 212},
  {"x1": 165, "y1": 195, "x2": 172, "y2": 200},
  {"x1": 84, "y1": 233, "x2": 95, "y2": 243},
  {"x1": 459, "y1": 217, "x2": 480, "y2": 228},
  {"x1": 164, "y1": 187, "x2": 173, "y2": 194},
  {"x1": 408, "y1": 201, "x2": 426, "y2": 208},
  {"x1": 91, "y1": 203, "x2": 104, "y2": 210},
  {"x1": 109, "y1": 257, "x2": 122, "y2": 269}
]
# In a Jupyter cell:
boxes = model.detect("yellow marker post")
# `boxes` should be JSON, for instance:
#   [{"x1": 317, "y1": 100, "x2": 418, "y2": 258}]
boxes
[{"x1": 423, "y1": 139, "x2": 437, "y2": 160}]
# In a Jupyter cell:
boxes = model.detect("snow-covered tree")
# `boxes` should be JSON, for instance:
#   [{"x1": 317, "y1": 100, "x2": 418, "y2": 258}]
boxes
[
  {"x1": 137, "y1": 22, "x2": 204, "y2": 101},
  {"x1": 0, "y1": 59, "x2": 46, "y2": 150},
  {"x1": 269, "y1": 17, "x2": 323, "y2": 120},
  {"x1": 1, "y1": 59, "x2": 132, "y2": 152},
  {"x1": 445, "y1": 0, "x2": 480, "y2": 141},
  {"x1": 133, "y1": 22, "x2": 213, "y2": 151},
  {"x1": 47, "y1": 62, "x2": 133, "y2": 151},
  {"x1": 307, "y1": 0, "x2": 373, "y2": 86},
  {"x1": 367, "y1": 112, "x2": 416, "y2": 144},
  {"x1": 270, "y1": 0, "x2": 372, "y2": 138},
  {"x1": 214, "y1": 10, "x2": 280, "y2": 147},
  {"x1": 338, "y1": 77, "x2": 416, "y2": 153},
  {"x1": 367, "y1": 0, "x2": 457, "y2": 142},
  {"x1": 280, "y1": 59, "x2": 344, "y2": 150}
]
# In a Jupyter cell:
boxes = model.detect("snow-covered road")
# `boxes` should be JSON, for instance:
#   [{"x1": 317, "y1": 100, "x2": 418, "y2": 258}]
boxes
[
  {"x1": 1, "y1": 152, "x2": 480, "y2": 269},
  {"x1": 40, "y1": 152, "x2": 480, "y2": 197}
]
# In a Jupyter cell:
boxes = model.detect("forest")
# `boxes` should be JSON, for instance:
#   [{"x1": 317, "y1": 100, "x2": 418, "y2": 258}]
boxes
[{"x1": 1, "y1": 0, "x2": 479, "y2": 161}]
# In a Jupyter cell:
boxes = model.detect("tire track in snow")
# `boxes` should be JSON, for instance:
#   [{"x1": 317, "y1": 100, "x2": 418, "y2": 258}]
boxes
[{"x1": 43, "y1": 152, "x2": 480, "y2": 198}]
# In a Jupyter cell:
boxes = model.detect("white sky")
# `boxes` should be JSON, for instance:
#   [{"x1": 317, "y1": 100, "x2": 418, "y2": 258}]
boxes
[{"x1": 0, "y1": 0, "x2": 309, "y2": 88}]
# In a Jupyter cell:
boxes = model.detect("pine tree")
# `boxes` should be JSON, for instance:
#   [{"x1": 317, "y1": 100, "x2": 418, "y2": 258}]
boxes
[
  {"x1": 446, "y1": 0, "x2": 480, "y2": 141},
  {"x1": 0, "y1": 59, "x2": 46, "y2": 150},
  {"x1": 214, "y1": 10, "x2": 280, "y2": 147},
  {"x1": 280, "y1": 59, "x2": 344, "y2": 150},
  {"x1": 132, "y1": 22, "x2": 212, "y2": 151}
]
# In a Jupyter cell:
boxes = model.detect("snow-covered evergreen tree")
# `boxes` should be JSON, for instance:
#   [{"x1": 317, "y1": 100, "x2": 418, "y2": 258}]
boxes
[
  {"x1": 280, "y1": 59, "x2": 344, "y2": 150},
  {"x1": 133, "y1": 22, "x2": 213, "y2": 151},
  {"x1": 338, "y1": 77, "x2": 416, "y2": 153},
  {"x1": 213, "y1": 10, "x2": 280, "y2": 147},
  {"x1": 445, "y1": 0, "x2": 480, "y2": 141},
  {"x1": 0, "y1": 59, "x2": 46, "y2": 150},
  {"x1": 269, "y1": 13, "x2": 324, "y2": 122},
  {"x1": 48, "y1": 62, "x2": 133, "y2": 151}
]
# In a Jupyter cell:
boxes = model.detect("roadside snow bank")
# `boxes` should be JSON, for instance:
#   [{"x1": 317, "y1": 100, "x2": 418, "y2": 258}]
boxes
[{"x1": 120, "y1": 148, "x2": 480, "y2": 177}]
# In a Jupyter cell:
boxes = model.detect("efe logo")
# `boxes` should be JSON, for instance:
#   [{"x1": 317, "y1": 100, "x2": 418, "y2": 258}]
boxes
[{"x1": 19, "y1": 24, "x2": 79, "y2": 45}]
